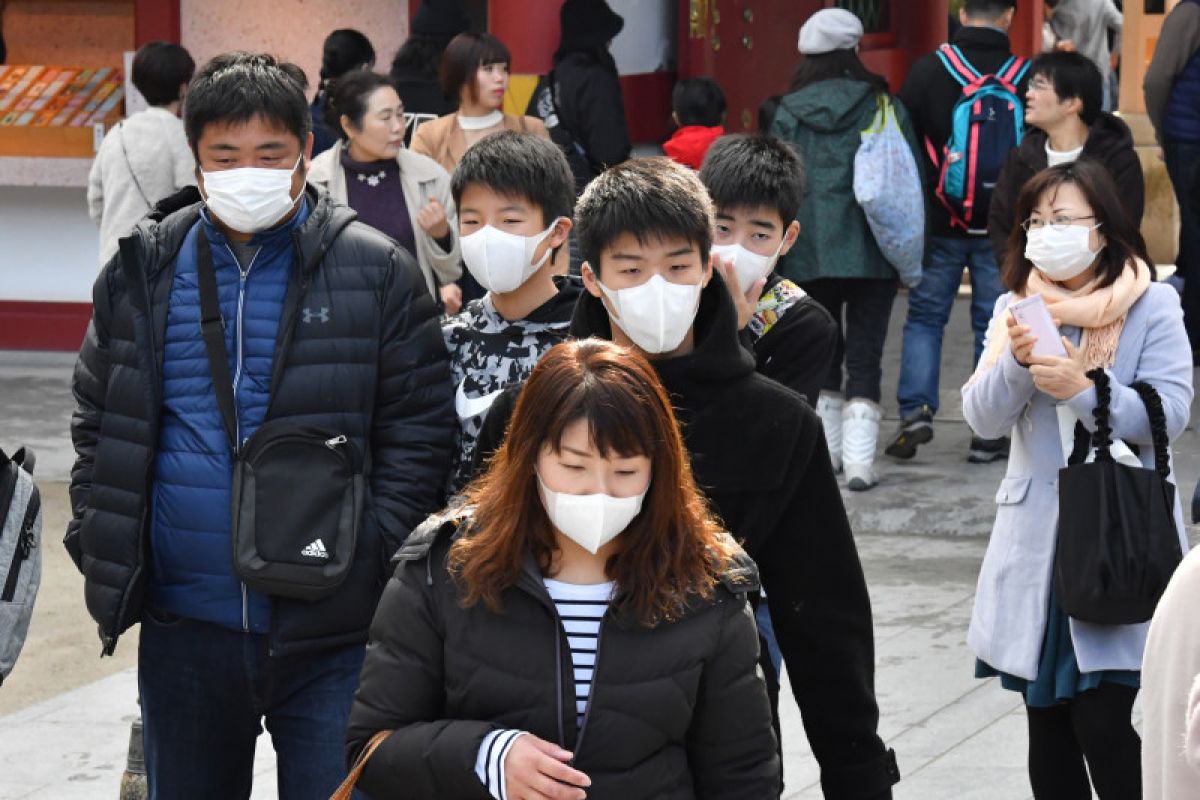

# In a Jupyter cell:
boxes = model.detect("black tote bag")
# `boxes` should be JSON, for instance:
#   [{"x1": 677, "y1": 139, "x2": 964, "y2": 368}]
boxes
[{"x1": 1054, "y1": 368, "x2": 1183, "y2": 625}]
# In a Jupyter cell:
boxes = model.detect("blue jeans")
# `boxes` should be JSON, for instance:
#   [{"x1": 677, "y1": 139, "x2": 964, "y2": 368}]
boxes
[
  {"x1": 897, "y1": 236, "x2": 1003, "y2": 417},
  {"x1": 138, "y1": 610, "x2": 365, "y2": 800},
  {"x1": 1164, "y1": 138, "x2": 1200, "y2": 353},
  {"x1": 755, "y1": 601, "x2": 783, "y2": 678}
]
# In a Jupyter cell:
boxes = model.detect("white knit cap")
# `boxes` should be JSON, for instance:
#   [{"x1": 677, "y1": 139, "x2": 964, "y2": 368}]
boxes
[{"x1": 797, "y1": 8, "x2": 864, "y2": 55}]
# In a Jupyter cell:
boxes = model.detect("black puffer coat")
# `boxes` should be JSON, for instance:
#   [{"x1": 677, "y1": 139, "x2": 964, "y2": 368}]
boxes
[
  {"x1": 66, "y1": 184, "x2": 454, "y2": 655},
  {"x1": 346, "y1": 511, "x2": 780, "y2": 799}
]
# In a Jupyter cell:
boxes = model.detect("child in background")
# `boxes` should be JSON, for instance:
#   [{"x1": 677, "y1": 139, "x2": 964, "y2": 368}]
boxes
[
  {"x1": 663, "y1": 77, "x2": 727, "y2": 170},
  {"x1": 442, "y1": 131, "x2": 580, "y2": 493}
]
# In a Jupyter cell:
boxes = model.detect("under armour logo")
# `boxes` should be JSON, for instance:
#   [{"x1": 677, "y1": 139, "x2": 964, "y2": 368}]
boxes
[{"x1": 302, "y1": 307, "x2": 330, "y2": 324}]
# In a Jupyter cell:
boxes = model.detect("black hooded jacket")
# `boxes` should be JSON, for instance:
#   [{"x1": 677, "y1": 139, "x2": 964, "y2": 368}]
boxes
[
  {"x1": 66, "y1": 184, "x2": 454, "y2": 656},
  {"x1": 346, "y1": 510, "x2": 780, "y2": 799},
  {"x1": 474, "y1": 274, "x2": 899, "y2": 798},
  {"x1": 987, "y1": 113, "x2": 1145, "y2": 265}
]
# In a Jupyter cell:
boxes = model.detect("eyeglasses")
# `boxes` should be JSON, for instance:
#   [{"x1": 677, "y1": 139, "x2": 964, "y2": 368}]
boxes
[
  {"x1": 1028, "y1": 78, "x2": 1054, "y2": 92},
  {"x1": 1021, "y1": 215, "x2": 1098, "y2": 232}
]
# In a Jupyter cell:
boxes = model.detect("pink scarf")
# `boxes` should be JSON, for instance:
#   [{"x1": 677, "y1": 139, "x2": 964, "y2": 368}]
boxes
[{"x1": 970, "y1": 259, "x2": 1151, "y2": 382}]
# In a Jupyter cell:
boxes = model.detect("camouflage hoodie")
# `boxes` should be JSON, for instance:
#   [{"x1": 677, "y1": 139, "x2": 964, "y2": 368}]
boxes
[{"x1": 442, "y1": 275, "x2": 583, "y2": 492}]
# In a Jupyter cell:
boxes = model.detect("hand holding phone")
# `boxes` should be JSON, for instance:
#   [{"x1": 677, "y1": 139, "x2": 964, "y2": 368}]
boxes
[{"x1": 1008, "y1": 294, "x2": 1067, "y2": 358}]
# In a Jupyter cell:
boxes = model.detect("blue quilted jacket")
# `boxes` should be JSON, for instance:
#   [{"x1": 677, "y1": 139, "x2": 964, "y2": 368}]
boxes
[{"x1": 147, "y1": 203, "x2": 310, "y2": 632}]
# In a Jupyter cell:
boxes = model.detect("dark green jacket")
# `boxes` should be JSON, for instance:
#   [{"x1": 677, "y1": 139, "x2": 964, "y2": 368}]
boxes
[{"x1": 771, "y1": 79, "x2": 921, "y2": 283}]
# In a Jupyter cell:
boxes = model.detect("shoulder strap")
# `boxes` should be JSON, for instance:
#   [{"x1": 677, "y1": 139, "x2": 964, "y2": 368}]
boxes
[
  {"x1": 1085, "y1": 368, "x2": 1115, "y2": 462},
  {"x1": 997, "y1": 56, "x2": 1030, "y2": 89},
  {"x1": 330, "y1": 730, "x2": 391, "y2": 800},
  {"x1": 1130, "y1": 381, "x2": 1172, "y2": 479},
  {"x1": 937, "y1": 44, "x2": 981, "y2": 87},
  {"x1": 195, "y1": 232, "x2": 238, "y2": 451}
]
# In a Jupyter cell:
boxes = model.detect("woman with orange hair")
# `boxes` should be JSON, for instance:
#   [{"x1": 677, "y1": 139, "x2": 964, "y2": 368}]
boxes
[{"x1": 345, "y1": 338, "x2": 779, "y2": 799}]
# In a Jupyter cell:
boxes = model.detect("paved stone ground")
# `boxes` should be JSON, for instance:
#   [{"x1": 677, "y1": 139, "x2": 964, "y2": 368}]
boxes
[{"x1": 1, "y1": 292, "x2": 1196, "y2": 799}]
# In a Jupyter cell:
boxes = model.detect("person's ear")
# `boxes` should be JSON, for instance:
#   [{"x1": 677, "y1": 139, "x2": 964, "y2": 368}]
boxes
[
  {"x1": 304, "y1": 132, "x2": 314, "y2": 163},
  {"x1": 671, "y1": 111, "x2": 680, "y2": 128},
  {"x1": 959, "y1": 8, "x2": 969, "y2": 25},
  {"x1": 1001, "y1": 8, "x2": 1015, "y2": 30},
  {"x1": 547, "y1": 216, "x2": 572, "y2": 249},
  {"x1": 701, "y1": 251, "x2": 715, "y2": 286},
  {"x1": 581, "y1": 262, "x2": 604, "y2": 298},
  {"x1": 779, "y1": 220, "x2": 801, "y2": 256}
]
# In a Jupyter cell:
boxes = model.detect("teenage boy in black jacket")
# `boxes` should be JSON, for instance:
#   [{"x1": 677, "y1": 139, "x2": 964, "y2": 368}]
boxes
[
  {"x1": 888, "y1": 0, "x2": 1027, "y2": 465},
  {"x1": 476, "y1": 158, "x2": 899, "y2": 799}
]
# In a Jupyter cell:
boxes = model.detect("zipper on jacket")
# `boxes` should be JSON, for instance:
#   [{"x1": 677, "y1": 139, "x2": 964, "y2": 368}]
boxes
[
  {"x1": 569, "y1": 615, "x2": 607, "y2": 763},
  {"x1": 225, "y1": 242, "x2": 259, "y2": 633},
  {"x1": 1, "y1": 491, "x2": 39, "y2": 602}
]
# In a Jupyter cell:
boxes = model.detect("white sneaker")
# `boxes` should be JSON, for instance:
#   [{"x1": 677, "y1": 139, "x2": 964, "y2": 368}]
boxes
[
  {"x1": 843, "y1": 399, "x2": 882, "y2": 491},
  {"x1": 816, "y1": 391, "x2": 844, "y2": 473}
]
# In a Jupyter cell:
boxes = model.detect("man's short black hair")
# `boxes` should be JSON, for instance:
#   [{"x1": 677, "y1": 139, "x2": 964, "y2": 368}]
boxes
[
  {"x1": 132, "y1": 42, "x2": 195, "y2": 107},
  {"x1": 575, "y1": 158, "x2": 714, "y2": 275},
  {"x1": 699, "y1": 134, "x2": 805, "y2": 226},
  {"x1": 672, "y1": 77, "x2": 726, "y2": 127},
  {"x1": 451, "y1": 131, "x2": 575, "y2": 224},
  {"x1": 185, "y1": 52, "x2": 310, "y2": 155},
  {"x1": 963, "y1": 0, "x2": 1017, "y2": 20},
  {"x1": 1029, "y1": 51, "x2": 1103, "y2": 126}
]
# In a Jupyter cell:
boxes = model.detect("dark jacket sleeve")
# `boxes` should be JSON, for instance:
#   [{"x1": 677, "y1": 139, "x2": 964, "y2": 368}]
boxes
[
  {"x1": 369, "y1": 248, "x2": 455, "y2": 557},
  {"x1": 65, "y1": 263, "x2": 117, "y2": 571},
  {"x1": 687, "y1": 595, "x2": 781, "y2": 799},
  {"x1": 566, "y1": 67, "x2": 631, "y2": 171},
  {"x1": 347, "y1": 554, "x2": 495, "y2": 798},
  {"x1": 988, "y1": 149, "x2": 1025, "y2": 267},
  {"x1": 759, "y1": 423, "x2": 897, "y2": 799},
  {"x1": 1112, "y1": 146, "x2": 1146, "y2": 227},
  {"x1": 756, "y1": 298, "x2": 838, "y2": 405}
]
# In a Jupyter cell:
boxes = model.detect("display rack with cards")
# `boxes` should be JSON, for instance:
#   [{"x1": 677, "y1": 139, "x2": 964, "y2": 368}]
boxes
[{"x1": 0, "y1": 65, "x2": 125, "y2": 157}]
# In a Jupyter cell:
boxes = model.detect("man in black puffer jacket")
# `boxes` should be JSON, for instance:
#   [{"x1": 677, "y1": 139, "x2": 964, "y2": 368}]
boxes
[
  {"x1": 988, "y1": 50, "x2": 1144, "y2": 265},
  {"x1": 66, "y1": 52, "x2": 453, "y2": 798}
]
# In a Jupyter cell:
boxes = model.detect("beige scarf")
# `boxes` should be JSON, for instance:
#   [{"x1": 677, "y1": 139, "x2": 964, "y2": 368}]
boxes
[{"x1": 970, "y1": 258, "x2": 1151, "y2": 383}]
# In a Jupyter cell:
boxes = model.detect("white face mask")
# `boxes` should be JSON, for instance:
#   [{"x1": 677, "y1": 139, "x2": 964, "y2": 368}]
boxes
[
  {"x1": 711, "y1": 239, "x2": 785, "y2": 293},
  {"x1": 460, "y1": 222, "x2": 558, "y2": 293},
  {"x1": 595, "y1": 273, "x2": 704, "y2": 354},
  {"x1": 200, "y1": 155, "x2": 304, "y2": 234},
  {"x1": 537, "y1": 473, "x2": 647, "y2": 555},
  {"x1": 1024, "y1": 223, "x2": 1103, "y2": 282}
]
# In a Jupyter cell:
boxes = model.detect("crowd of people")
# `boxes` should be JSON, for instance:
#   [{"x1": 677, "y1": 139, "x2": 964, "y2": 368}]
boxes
[{"x1": 71, "y1": 0, "x2": 1200, "y2": 798}]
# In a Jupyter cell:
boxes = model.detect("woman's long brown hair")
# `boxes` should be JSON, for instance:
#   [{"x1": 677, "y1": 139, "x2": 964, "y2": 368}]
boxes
[{"x1": 448, "y1": 338, "x2": 737, "y2": 627}]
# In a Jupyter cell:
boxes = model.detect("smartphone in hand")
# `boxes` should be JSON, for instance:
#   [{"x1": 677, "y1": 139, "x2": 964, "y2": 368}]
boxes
[{"x1": 1009, "y1": 294, "x2": 1067, "y2": 358}]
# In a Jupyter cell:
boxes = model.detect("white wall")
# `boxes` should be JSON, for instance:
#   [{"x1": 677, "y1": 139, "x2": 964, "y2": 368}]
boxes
[{"x1": 0, "y1": 186, "x2": 99, "y2": 303}]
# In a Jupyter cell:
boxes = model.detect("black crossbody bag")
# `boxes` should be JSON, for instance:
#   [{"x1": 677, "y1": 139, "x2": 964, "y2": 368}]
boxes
[
  {"x1": 196, "y1": 233, "x2": 363, "y2": 601},
  {"x1": 1054, "y1": 369, "x2": 1183, "y2": 624}
]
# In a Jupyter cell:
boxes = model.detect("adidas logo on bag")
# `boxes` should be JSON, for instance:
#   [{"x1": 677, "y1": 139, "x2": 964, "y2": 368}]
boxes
[{"x1": 301, "y1": 539, "x2": 329, "y2": 559}]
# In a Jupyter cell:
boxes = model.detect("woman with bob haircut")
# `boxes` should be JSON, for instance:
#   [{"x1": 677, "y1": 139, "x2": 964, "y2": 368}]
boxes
[
  {"x1": 963, "y1": 159, "x2": 1193, "y2": 799},
  {"x1": 410, "y1": 31, "x2": 548, "y2": 175},
  {"x1": 344, "y1": 338, "x2": 780, "y2": 799}
]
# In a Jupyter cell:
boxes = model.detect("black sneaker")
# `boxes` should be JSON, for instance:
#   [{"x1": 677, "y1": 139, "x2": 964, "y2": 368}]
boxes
[
  {"x1": 885, "y1": 406, "x2": 934, "y2": 459},
  {"x1": 968, "y1": 435, "x2": 1010, "y2": 464}
]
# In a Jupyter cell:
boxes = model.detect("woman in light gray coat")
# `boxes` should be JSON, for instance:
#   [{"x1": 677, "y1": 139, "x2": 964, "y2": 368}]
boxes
[
  {"x1": 963, "y1": 161, "x2": 1193, "y2": 799},
  {"x1": 308, "y1": 70, "x2": 462, "y2": 310}
]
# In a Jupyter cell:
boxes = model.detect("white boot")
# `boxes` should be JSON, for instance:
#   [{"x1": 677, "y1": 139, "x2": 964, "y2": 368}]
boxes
[
  {"x1": 816, "y1": 391, "x2": 844, "y2": 473},
  {"x1": 843, "y1": 399, "x2": 882, "y2": 491}
]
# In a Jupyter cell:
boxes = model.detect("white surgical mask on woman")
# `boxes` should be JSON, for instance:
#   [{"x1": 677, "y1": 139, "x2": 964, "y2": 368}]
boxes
[
  {"x1": 710, "y1": 240, "x2": 785, "y2": 292},
  {"x1": 460, "y1": 221, "x2": 558, "y2": 293},
  {"x1": 1025, "y1": 223, "x2": 1103, "y2": 282},
  {"x1": 596, "y1": 274, "x2": 703, "y2": 354},
  {"x1": 536, "y1": 473, "x2": 647, "y2": 554},
  {"x1": 200, "y1": 156, "x2": 304, "y2": 234}
]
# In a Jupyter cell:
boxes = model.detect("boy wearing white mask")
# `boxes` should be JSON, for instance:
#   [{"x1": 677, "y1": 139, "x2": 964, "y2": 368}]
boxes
[
  {"x1": 442, "y1": 131, "x2": 579, "y2": 493},
  {"x1": 66, "y1": 52, "x2": 454, "y2": 798},
  {"x1": 476, "y1": 157, "x2": 900, "y2": 798},
  {"x1": 700, "y1": 133, "x2": 837, "y2": 407}
]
